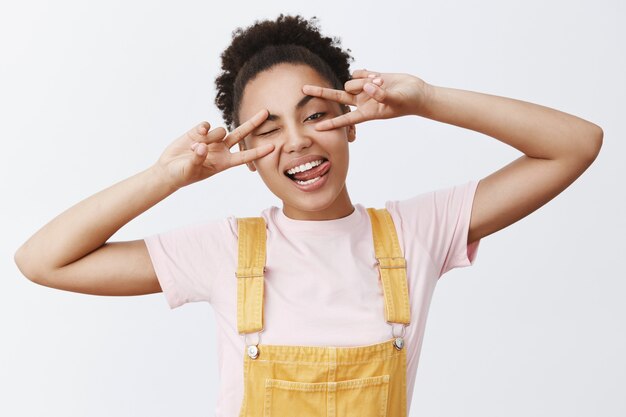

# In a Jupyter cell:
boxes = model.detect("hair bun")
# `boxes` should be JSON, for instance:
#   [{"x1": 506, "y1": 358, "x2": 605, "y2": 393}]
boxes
[{"x1": 215, "y1": 14, "x2": 354, "y2": 130}]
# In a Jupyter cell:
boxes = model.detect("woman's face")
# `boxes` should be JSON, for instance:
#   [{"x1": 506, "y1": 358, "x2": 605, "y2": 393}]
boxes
[{"x1": 237, "y1": 63, "x2": 356, "y2": 220}]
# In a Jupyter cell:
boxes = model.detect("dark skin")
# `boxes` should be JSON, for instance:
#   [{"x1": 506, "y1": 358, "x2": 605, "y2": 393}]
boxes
[
  {"x1": 14, "y1": 109, "x2": 276, "y2": 294},
  {"x1": 14, "y1": 66, "x2": 601, "y2": 296},
  {"x1": 303, "y1": 68, "x2": 602, "y2": 245}
]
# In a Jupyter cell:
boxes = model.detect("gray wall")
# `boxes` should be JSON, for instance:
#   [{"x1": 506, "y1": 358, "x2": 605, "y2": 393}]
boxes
[{"x1": 2, "y1": 0, "x2": 623, "y2": 416}]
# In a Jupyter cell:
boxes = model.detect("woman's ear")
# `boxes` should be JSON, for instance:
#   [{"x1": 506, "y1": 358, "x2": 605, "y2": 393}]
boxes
[
  {"x1": 347, "y1": 123, "x2": 356, "y2": 143},
  {"x1": 341, "y1": 105, "x2": 356, "y2": 143},
  {"x1": 238, "y1": 141, "x2": 257, "y2": 172}
]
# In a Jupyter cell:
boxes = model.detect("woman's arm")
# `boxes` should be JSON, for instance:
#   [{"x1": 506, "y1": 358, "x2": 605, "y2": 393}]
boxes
[
  {"x1": 303, "y1": 70, "x2": 603, "y2": 245},
  {"x1": 14, "y1": 165, "x2": 176, "y2": 295},
  {"x1": 417, "y1": 85, "x2": 603, "y2": 244},
  {"x1": 14, "y1": 113, "x2": 274, "y2": 296}
]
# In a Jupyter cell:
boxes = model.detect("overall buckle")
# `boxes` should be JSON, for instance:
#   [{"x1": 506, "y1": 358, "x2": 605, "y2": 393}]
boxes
[
  {"x1": 375, "y1": 257, "x2": 406, "y2": 270},
  {"x1": 243, "y1": 330, "x2": 263, "y2": 359},
  {"x1": 389, "y1": 322, "x2": 407, "y2": 351}
]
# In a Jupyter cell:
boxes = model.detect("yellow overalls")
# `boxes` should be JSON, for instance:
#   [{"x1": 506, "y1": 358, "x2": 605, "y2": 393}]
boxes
[{"x1": 235, "y1": 208, "x2": 410, "y2": 417}]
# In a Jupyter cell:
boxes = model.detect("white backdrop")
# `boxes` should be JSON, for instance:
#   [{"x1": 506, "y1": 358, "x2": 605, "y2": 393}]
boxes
[{"x1": 2, "y1": 1, "x2": 624, "y2": 416}]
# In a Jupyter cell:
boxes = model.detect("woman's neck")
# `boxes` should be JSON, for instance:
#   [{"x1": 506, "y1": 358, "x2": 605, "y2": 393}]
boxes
[{"x1": 281, "y1": 186, "x2": 354, "y2": 221}]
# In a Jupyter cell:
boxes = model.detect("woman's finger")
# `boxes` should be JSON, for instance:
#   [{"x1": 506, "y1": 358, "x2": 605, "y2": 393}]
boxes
[
  {"x1": 344, "y1": 77, "x2": 384, "y2": 94},
  {"x1": 314, "y1": 109, "x2": 366, "y2": 131},
  {"x1": 191, "y1": 142, "x2": 208, "y2": 165},
  {"x1": 227, "y1": 143, "x2": 275, "y2": 169},
  {"x1": 363, "y1": 82, "x2": 387, "y2": 103},
  {"x1": 223, "y1": 109, "x2": 270, "y2": 148},
  {"x1": 301, "y1": 85, "x2": 355, "y2": 106},
  {"x1": 204, "y1": 127, "x2": 229, "y2": 144},
  {"x1": 351, "y1": 68, "x2": 380, "y2": 79},
  {"x1": 185, "y1": 122, "x2": 211, "y2": 144},
  {"x1": 189, "y1": 127, "x2": 229, "y2": 153}
]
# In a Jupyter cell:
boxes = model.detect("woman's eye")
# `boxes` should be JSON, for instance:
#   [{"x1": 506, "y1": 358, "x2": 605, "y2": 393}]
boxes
[
  {"x1": 306, "y1": 112, "x2": 325, "y2": 122},
  {"x1": 258, "y1": 129, "x2": 277, "y2": 136},
  {"x1": 257, "y1": 113, "x2": 324, "y2": 135}
]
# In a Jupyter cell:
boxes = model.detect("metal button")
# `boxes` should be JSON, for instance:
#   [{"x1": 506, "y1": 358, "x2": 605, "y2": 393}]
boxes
[
  {"x1": 247, "y1": 345, "x2": 259, "y2": 359},
  {"x1": 393, "y1": 337, "x2": 405, "y2": 350}
]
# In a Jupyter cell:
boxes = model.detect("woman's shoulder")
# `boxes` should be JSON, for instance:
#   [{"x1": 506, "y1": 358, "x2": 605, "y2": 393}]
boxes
[
  {"x1": 382, "y1": 179, "x2": 479, "y2": 228},
  {"x1": 384, "y1": 179, "x2": 479, "y2": 209}
]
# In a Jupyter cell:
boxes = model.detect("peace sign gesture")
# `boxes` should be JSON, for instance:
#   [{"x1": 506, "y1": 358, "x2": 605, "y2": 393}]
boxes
[
  {"x1": 302, "y1": 69, "x2": 432, "y2": 131},
  {"x1": 154, "y1": 109, "x2": 274, "y2": 190}
]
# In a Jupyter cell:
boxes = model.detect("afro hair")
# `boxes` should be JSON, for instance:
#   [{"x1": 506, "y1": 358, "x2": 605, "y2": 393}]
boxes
[{"x1": 214, "y1": 14, "x2": 355, "y2": 131}]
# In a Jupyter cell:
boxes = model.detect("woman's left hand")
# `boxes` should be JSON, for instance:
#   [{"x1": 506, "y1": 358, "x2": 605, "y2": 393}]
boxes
[{"x1": 302, "y1": 69, "x2": 432, "y2": 130}]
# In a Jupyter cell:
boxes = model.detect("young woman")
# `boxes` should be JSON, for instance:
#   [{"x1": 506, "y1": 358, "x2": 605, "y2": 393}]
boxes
[{"x1": 14, "y1": 14, "x2": 602, "y2": 417}]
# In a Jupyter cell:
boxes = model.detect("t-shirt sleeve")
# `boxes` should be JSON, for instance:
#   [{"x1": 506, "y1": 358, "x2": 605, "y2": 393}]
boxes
[
  {"x1": 386, "y1": 179, "x2": 482, "y2": 279},
  {"x1": 143, "y1": 218, "x2": 233, "y2": 309}
]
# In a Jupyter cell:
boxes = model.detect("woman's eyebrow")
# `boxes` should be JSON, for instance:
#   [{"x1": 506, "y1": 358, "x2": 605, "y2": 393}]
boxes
[
  {"x1": 265, "y1": 95, "x2": 322, "y2": 121},
  {"x1": 295, "y1": 94, "x2": 316, "y2": 109}
]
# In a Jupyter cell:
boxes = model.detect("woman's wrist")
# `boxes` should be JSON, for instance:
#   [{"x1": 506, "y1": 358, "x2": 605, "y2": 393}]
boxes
[
  {"x1": 410, "y1": 77, "x2": 437, "y2": 118},
  {"x1": 147, "y1": 163, "x2": 181, "y2": 194}
]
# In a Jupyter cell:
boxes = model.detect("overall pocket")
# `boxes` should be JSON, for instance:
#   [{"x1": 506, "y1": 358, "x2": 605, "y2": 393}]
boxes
[{"x1": 263, "y1": 374, "x2": 390, "y2": 417}]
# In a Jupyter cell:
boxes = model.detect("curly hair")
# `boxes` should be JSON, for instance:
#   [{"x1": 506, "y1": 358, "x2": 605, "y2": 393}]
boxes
[{"x1": 214, "y1": 14, "x2": 355, "y2": 131}]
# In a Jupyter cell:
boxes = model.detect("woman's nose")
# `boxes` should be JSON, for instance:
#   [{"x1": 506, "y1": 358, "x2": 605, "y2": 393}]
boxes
[{"x1": 283, "y1": 127, "x2": 312, "y2": 153}]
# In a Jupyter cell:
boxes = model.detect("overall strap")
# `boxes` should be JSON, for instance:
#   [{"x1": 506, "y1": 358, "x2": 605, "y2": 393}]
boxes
[
  {"x1": 235, "y1": 217, "x2": 267, "y2": 334},
  {"x1": 366, "y1": 208, "x2": 411, "y2": 325}
]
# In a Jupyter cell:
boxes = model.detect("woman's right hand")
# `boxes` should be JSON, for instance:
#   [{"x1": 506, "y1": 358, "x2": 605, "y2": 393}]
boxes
[{"x1": 154, "y1": 109, "x2": 273, "y2": 190}]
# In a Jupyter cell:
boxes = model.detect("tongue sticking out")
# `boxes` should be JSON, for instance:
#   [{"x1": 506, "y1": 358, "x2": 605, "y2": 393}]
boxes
[{"x1": 291, "y1": 160, "x2": 330, "y2": 181}]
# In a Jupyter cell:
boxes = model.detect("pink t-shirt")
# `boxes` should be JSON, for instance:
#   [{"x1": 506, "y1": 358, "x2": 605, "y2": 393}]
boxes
[{"x1": 144, "y1": 179, "x2": 481, "y2": 417}]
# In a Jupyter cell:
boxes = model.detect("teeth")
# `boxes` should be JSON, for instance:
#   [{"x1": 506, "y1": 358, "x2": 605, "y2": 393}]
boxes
[
  {"x1": 295, "y1": 176, "x2": 322, "y2": 185},
  {"x1": 286, "y1": 159, "x2": 323, "y2": 175}
]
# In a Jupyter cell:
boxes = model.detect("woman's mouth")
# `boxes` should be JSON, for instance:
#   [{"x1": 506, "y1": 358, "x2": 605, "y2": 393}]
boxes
[{"x1": 284, "y1": 159, "x2": 331, "y2": 191}]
